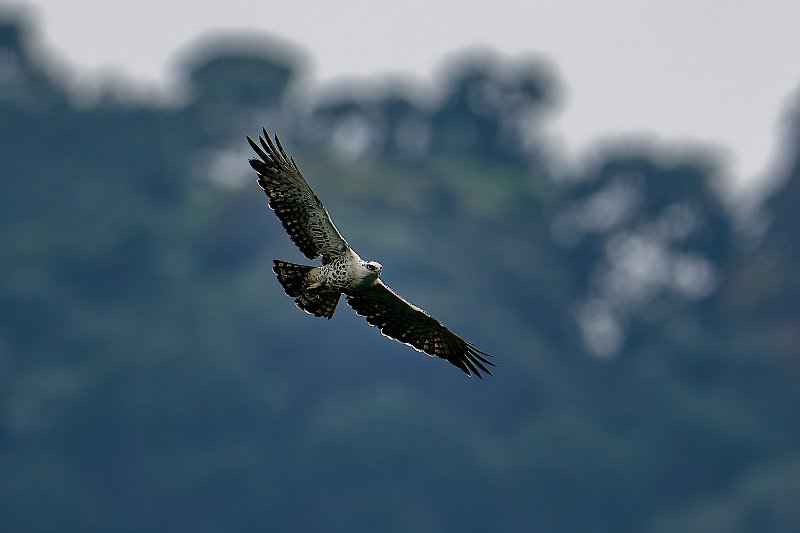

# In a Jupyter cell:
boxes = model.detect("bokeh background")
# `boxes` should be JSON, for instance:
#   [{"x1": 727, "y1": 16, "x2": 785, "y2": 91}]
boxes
[{"x1": 2, "y1": 2, "x2": 800, "y2": 532}]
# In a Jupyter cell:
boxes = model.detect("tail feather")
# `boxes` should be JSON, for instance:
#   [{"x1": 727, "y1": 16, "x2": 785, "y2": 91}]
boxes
[
  {"x1": 295, "y1": 291, "x2": 340, "y2": 319},
  {"x1": 273, "y1": 260, "x2": 340, "y2": 319},
  {"x1": 273, "y1": 260, "x2": 312, "y2": 297}
]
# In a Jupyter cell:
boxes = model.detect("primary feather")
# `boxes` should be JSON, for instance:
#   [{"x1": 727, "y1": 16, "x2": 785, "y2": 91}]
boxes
[{"x1": 248, "y1": 131, "x2": 349, "y2": 264}]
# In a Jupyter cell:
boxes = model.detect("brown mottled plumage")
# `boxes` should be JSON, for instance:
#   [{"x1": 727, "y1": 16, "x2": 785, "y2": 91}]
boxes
[
  {"x1": 345, "y1": 281, "x2": 494, "y2": 377},
  {"x1": 248, "y1": 129, "x2": 495, "y2": 378}
]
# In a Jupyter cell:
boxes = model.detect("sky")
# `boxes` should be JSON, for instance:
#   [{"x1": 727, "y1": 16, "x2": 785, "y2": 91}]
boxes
[{"x1": 12, "y1": 0, "x2": 800, "y2": 194}]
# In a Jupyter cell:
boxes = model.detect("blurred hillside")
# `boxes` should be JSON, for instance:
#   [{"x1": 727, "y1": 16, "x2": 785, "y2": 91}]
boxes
[{"x1": 1, "y1": 13, "x2": 799, "y2": 533}]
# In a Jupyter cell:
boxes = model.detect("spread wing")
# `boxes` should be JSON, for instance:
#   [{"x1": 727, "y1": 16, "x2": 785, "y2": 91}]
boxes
[
  {"x1": 248, "y1": 130, "x2": 349, "y2": 263},
  {"x1": 346, "y1": 280, "x2": 495, "y2": 378}
]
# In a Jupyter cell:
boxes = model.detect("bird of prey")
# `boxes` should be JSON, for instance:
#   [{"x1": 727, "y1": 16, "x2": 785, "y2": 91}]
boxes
[{"x1": 247, "y1": 129, "x2": 495, "y2": 378}]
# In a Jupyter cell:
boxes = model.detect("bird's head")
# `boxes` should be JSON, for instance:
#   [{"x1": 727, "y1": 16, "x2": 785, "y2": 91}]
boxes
[{"x1": 363, "y1": 261, "x2": 383, "y2": 278}]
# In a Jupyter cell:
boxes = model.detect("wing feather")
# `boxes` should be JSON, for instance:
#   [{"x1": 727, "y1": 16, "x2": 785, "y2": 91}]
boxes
[
  {"x1": 248, "y1": 130, "x2": 349, "y2": 263},
  {"x1": 346, "y1": 281, "x2": 495, "y2": 378}
]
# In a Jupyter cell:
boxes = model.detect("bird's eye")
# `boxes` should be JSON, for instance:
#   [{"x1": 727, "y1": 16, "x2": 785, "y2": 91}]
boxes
[{"x1": 366, "y1": 264, "x2": 375, "y2": 271}]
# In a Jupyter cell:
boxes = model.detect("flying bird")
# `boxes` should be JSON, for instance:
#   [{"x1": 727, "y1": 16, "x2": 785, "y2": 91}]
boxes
[{"x1": 247, "y1": 129, "x2": 495, "y2": 378}]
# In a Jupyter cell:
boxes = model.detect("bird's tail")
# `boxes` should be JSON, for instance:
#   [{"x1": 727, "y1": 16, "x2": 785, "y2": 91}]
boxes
[
  {"x1": 273, "y1": 260, "x2": 340, "y2": 319},
  {"x1": 272, "y1": 260, "x2": 313, "y2": 297}
]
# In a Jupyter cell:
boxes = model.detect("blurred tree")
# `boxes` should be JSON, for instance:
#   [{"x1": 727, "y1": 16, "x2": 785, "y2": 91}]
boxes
[
  {"x1": 430, "y1": 50, "x2": 557, "y2": 165},
  {"x1": 551, "y1": 149, "x2": 735, "y2": 356},
  {"x1": 761, "y1": 96, "x2": 800, "y2": 357},
  {"x1": 186, "y1": 53, "x2": 294, "y2": 110},
  {"x1": 766, "y1": 95, "x2": 800, "y2": 265},
  {"x1": 311, "y1": 90, "x2": 431, "y2": 160},
  {"x1": 179, "y1": 41, "x2": 301, "y2": 145},
  {"x1": 0, "y1": 13, "x2": 65, "y2": 110}
]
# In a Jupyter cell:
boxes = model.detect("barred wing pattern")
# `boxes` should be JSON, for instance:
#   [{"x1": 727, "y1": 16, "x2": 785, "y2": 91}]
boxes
[
  {"x1": 248, "y1": 130, "x2": 349, "y2": 263},
  {"x1": 346, "y1": 281, "x2": 495, "y2": 378}
]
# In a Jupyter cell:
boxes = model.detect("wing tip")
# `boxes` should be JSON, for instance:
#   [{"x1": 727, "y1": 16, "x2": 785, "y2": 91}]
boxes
[
  {"x1": 247, "y1": 135, "x2": 271, "y2": 163},
  {"x1": 249, "y1": 157, "x2": 271, "y2": 175},
  {"x1": 247, "y1": 128, "x2": 294, "y2": 170},
  {"x1": 456, "y1": 342, "x2": 496, "y2": 379}
]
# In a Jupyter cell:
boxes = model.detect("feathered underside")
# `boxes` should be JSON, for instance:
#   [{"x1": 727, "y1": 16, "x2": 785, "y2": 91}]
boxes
[
  {"x1": 247, "y1": 130, "x2": 349, "y2": 264},
  {"x1": 346, "y1": 280, "x2": 495, "y2": 378}
]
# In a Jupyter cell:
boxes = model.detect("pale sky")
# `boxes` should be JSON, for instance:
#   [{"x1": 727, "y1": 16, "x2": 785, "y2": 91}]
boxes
[{"x1": 12, "y1": 0, "x2": 800, "y2": 194}]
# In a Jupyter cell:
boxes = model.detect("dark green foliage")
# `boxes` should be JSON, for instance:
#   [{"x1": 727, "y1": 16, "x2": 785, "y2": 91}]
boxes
[{"x1": 1, "y1": 14, "x2": 799, "y2": 533}]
